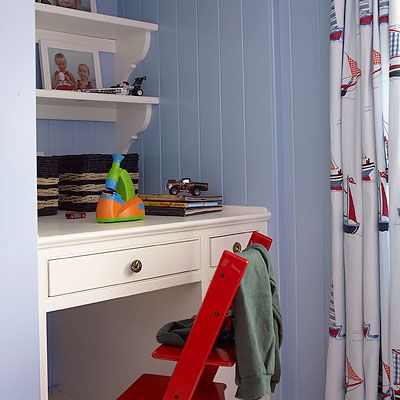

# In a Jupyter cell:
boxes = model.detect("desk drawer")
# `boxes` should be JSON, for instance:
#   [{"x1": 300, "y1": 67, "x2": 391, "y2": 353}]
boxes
[
  {"x1": 210, "y1": 232, "x2": 253, "y2": 267},
  {"x1": 48, "y1": 239, "x2": 200, "y2": 297}
]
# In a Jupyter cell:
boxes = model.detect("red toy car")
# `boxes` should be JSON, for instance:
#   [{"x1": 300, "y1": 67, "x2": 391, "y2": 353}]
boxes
[
  {"x1": 65, "y1": 212, "x2": 86, "y2": 219},
  {"x1": 166, "y1": 178, "x2": 208, "y2": 196}
]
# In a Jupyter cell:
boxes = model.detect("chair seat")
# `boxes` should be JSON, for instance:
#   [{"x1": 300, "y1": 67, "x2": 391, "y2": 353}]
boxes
[
  {"x1": 152, "y1": 344, "x2": 236, "y2": 367},
  {"x1": 117, "y1": 374, "x2": 226, "y2": 400}
]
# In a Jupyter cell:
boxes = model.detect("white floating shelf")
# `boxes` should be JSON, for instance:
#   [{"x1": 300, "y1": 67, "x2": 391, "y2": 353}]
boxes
[
  {"x1": 36, "y1": 89, "x2": 159, "y2": 108},
  {"x1": 35, "y1": 3, "x2": 158, "y2": 40},
  {"x1": 37, "y1": 90, "x2": 159, "y2": 153},
  {"x1": 36, "y1": 89, "x2": 158, "y2": 121},
  {"x1": 35, "y1": 5, "x2": 159, "y2": 153}
]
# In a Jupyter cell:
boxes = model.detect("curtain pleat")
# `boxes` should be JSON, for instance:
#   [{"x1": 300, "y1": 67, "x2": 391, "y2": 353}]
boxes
[{"x1": 325, "y1": 1, "x2": 392, "y2": 399}]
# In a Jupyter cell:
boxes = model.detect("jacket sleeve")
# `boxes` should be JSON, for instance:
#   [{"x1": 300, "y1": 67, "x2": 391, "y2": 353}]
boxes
[{"x1": 233, "y1": 246, "x2": 276, "y2": 400}]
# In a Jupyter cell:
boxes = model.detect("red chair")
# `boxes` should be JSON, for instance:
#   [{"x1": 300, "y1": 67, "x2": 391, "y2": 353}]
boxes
[{"x1": 117, "y1": 232, "x2": 272, "y2": 400}]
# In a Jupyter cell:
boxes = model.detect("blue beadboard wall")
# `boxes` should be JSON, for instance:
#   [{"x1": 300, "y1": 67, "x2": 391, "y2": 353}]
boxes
[
  {"x1": 274, "y1": 0, "x2": 331, "y2": 399},
  {"x1": 118, "y1": 1, "x2": 331, "y2": 400},
  {"x1": 40, "y1": 0, "x2": 331, "y2": 398}
]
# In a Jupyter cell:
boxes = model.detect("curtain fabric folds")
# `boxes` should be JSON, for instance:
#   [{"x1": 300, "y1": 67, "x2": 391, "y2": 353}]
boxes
[{"x1": 325, "y1": 0, "x2": 400, "y2": 399}]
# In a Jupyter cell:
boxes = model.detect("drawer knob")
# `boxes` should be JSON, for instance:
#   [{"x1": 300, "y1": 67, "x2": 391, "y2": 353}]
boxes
[
  {"x1": 131, "y1": 260, "x2": 142, "y2": 273},
  {"x1": 232, "y1": 242, "x2": 242, "y2": 254}
]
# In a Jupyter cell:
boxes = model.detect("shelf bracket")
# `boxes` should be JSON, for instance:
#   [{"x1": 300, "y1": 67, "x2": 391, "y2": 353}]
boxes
[
  {"x1": 116, "y1": 103, "x2": 153, "y2": 154},
  {"x1": 116, "y1": 31, "x2": 151, "y2": 83}
]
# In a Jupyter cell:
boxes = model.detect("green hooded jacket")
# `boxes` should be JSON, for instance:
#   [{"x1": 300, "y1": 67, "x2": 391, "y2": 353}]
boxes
[{"x1": 233, "y1": 243, "x2": 283, "y2": 400}]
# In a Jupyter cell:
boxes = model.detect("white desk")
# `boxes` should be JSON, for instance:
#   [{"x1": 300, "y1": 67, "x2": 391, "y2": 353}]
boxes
[{"x1": 38, "y1": 206, "x2": 270, "y2": 400}]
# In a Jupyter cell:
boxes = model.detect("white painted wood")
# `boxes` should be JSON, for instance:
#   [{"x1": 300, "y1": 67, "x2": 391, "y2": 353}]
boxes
[
  {"x1": 35, "y1": 3, "x2": 158, "y2": 149},
  {"x1": 57, "y1": 285, "x2": 201, "y2": 400},
  {"x1": 48, "y1": 239, "x2": 200, "y2": 296},
  {"x1": 37, "y1": 206, "x2": 270, "y2": 400},
  {"x1": 35, "y1": 3, "x2": 156, "y2": 77},
  {"x1": 116, "y1": 103, "x2": 152, "y2": 153},
  {"x1": 36, "y1": 103, "x2": 116, "y2": 122},
  {"x1": 90, "y1": 0, "x2": 97, "y2": 14},
  {"x1": 46, "y1": 269, "x2": 203, "y2": 312},
  {"x1": 36, "y1": 89, "x2": 159, "y2": 106},
  {"x1": 38, "y1": 206, "x2": 270, "y2": 248},
  {"x1": 209, "y1": 231, "x2": 254, "y2": 267},
  {"x1": 35, "y1": 3, "x2": 158, "y2": 40},
  {"x1": 36, "y1": 30, "x2": 115, "y2": 53},
  {"x1": 115, "y1": 31, "x2": 151, "y2": 83},
  {"x1": 36, "y1": 90, "x2": 159, "y2": 136}
]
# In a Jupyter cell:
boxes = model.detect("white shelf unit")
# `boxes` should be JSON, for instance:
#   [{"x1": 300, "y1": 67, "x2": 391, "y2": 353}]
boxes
[{"x1": 35, "y1": 3, "x2": 159, "y2": 153}]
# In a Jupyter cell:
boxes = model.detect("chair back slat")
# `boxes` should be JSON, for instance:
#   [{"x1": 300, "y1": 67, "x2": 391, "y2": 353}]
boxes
[
  {"x1": 162, "y1": 250, "x2": 248, "y2": 400},
  {"x1": 247, "y1": 231, "x2": 272, "y2": 251}
]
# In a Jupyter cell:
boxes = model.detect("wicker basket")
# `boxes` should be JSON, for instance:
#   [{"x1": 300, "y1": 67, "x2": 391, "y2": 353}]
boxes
[
  {"x1": 58, "y1": 154, "x2": 139, "y2": 212},
  {"x1": 37, "y1": 156, "x2": 59, "y2": 217}
]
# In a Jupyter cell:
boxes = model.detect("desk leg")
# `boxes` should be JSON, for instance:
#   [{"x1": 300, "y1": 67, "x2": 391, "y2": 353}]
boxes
[
  {"x1": 200, "y1": 231, "x2": 211, "y2": 298},
  {"x1": 38, "y1": 253, "x2": 49, "y2": 400},
  {"x1": 39, "y1": 308, "x2": 49, "y2": 400}
]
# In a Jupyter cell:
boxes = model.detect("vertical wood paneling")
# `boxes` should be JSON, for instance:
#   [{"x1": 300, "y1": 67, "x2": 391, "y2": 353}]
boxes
[
  {"x1": 131, "y1": 3, "x2": 330, "y2": 397},
  {"x1": 99, "y1": 52, "x2": 114, "y2": 88},
  {"x1": 134, "y1": 135, "x2": 144, "y2": 193},
  {"x1": 37, "y1": 121, "x2": 115, "y2": 155},
  {"x1": 95, "y1": 122, "x2": 116, "y2": 153},
  {"x1": 197, "y1": 0, "x2": 223, "y2": 195},
  {"x1": 219, "y1": 0, "x2": 246, "y2": 205},
  {"x1": 274, "y1": 0, "x2": 299, "y2": 398},
  {"x1": 123, "y1": 0, "x2": 144, "y2": 191},
  {"x1": 290, "y1": 0, "x2": 327, "y2": 398},
  {"x1": 72, "y1": 122, "x2": 96, "y2": 154},
  {"x1": 242, "y1": 0, "x2": 276, "y2": 210},
  {"x1": 319, "y1": 0, "x2": 332, "y2": 357},
  {"x1": 275, "y1": 0, "x2": 331, "y2": 399},
  {"x1": 96, "y1": 0, "x2": 118, "y2": 16},
  {"x1": 159, "y1": 0, "x2": 180, "y2": 184},
  {"x1": 118, "y1": 0, "x2": 141, "y2": 20},
  {"x1": 177, "y1": 0, "x2": 200, "y2": 180},
  {"x1": 37, "y1": 120, "x2": 49, "y2": 154},
  {"x1": 140, "y1": 0, "x2": 162, "y2": 194},
  {"x1": 48, "y1": 121, "x2": 74, "y2": 155},
  {"x1": 38, "y1": 2, "x2": 331, "y2": 399}
]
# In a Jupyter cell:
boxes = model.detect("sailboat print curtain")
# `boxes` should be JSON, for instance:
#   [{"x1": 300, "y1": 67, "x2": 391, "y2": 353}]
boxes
[{"x1": 325, "y1": 0, "x2": 400, "y2": 398}]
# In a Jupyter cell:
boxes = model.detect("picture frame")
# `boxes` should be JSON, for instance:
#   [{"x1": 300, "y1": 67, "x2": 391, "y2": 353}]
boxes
[
  {"x1": 39, "y1": 40, "x2": 102, "y2": 91},
  {"x1": 35, "y1": 0, "x2": 97, "y2": 13}
]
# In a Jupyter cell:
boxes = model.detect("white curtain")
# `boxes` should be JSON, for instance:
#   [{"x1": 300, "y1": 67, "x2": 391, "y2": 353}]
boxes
[{"x1": 324, "y1": 0, "x2": 400, "y2": 398}]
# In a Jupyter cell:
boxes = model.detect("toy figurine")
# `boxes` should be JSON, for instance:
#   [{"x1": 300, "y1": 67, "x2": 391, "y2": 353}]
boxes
[
  {"x1": 96, "y1": 154, "x2": 144, "y2": 222},
  {"x1": 165, "y1": 178, "x2": 209, "y2": 196},
  {"x1": 131, "y1": 76, "x2": 146, "y2": 96},
  {"x1": 79, "y1": 77, "x2": 147, "y2": 96}
]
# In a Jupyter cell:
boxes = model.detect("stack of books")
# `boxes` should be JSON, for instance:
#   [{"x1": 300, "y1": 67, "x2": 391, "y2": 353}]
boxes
[{"x1": 139, "y1": 194, "x2": 223, "y2": 216}]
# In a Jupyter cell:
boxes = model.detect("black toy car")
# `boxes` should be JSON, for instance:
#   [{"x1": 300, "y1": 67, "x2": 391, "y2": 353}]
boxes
[
  {"x1": 166, "y1": 178, "x2": 209, "y2": 196},
  {"x1": 130, "y1": 76, "x2": 146, "y2": 96}
]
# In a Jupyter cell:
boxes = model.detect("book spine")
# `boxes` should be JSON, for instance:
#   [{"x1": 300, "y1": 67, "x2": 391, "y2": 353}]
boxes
[
  {"x1": 144, "y1": 207, "x2": 186, "y2": 216},
  {"x1": 139, "y1": 195, "x2": 179, "y2": 202},
  {"x1": 143, "y1": 201, "x2": 188, "y2": 208}
]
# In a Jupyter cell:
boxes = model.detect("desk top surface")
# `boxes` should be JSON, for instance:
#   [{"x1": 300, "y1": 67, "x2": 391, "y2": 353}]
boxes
[{"x1": 38, "y1": 205, "x2": 270, "y2": 248}]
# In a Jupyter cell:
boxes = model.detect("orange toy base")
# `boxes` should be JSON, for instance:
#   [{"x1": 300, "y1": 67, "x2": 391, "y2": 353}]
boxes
[{"x1": 96, "y1": 194, "x2": 145, "y2": 222}]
